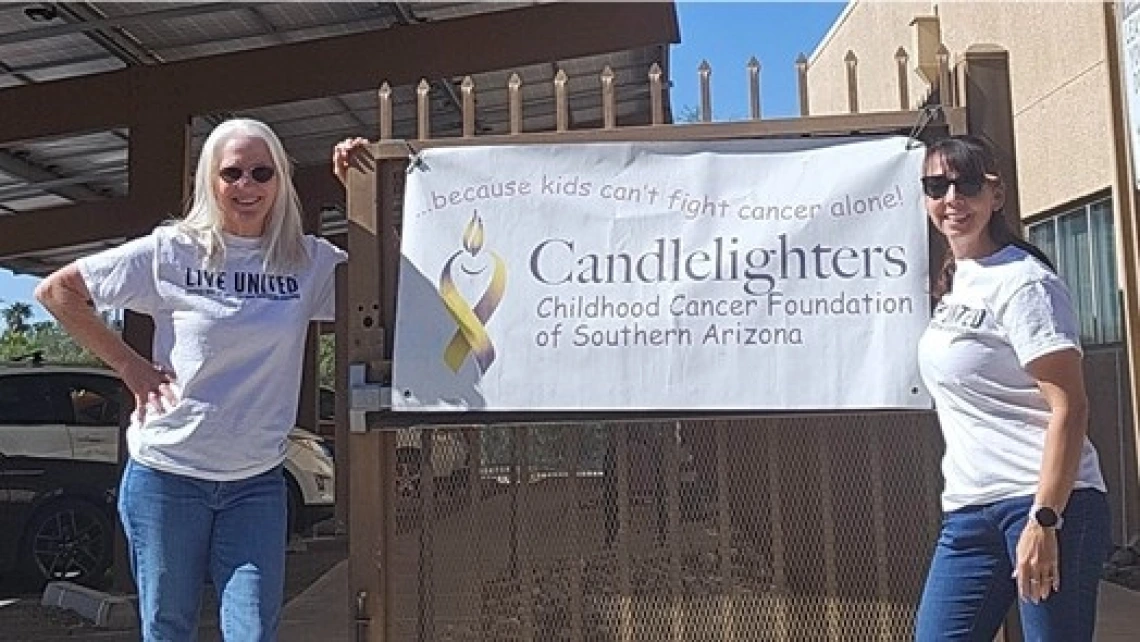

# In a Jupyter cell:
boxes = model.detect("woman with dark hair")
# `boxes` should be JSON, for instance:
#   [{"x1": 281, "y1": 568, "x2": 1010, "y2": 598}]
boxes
[{"x1": 914, "y1": 135, "x2": 1110, "y2": 641}]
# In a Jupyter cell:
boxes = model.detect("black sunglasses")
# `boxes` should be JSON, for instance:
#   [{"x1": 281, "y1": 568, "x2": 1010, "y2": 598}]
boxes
[
  {"x1": 219, "y1": 165, "x2": 275, "y2": 184},
  {"x1": 921, "y1": 174, "x2": 990, "y2": 199}
]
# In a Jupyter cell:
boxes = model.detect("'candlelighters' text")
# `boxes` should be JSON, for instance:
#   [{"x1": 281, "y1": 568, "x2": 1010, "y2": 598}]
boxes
[{"x1": 528, "y1": 233, "x2": 907, "y2": 296}]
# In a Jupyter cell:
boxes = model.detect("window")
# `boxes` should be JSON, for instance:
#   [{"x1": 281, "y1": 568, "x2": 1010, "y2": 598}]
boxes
[
  {"x1": 61, "y1": 374, "x2": 124, "y2": 427},
  {"x1": 0, "y1": 372, "x2": 123, "y2": 426},
  {"x1": 319, "y1": 387, "x2": 335, "y2": 422},
  {"x1": 1026, "y1": 196, "x2": 1120, "y2": 345},
  {"x1": 0, "y1": 375, "x2": 71, "y2": 424}
]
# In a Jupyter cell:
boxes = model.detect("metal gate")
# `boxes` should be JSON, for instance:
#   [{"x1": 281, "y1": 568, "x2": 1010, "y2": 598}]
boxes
[{"x1": 338, "y1": 43, "x2": 1019, "y2": 641}]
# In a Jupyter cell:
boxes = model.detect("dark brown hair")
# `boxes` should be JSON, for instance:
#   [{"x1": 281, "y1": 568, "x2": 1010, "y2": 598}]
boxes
[{"x1": 925, "y1": 135, "x2": 1054, "y2": 300}]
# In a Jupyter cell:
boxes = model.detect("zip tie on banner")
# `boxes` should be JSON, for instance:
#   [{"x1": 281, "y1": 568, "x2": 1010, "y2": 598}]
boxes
[
  {"x1": 906, "y1": 105, "x2": 943, "y2": 150},
  {"x1": 402, "y1": 140, "x2": 427, "y2": 173}
]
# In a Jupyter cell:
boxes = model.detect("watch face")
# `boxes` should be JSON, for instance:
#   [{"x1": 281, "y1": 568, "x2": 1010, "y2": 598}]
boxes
[{"x1": 1034, "y1": 507, "x2": 1059, "y2": 528}]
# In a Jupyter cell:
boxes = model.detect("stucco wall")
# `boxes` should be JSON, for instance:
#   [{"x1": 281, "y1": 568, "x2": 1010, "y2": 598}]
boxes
[
  {"x1": 808, "y1": 2, "x2": 932, "y2": 115},
  {"x1": 807, "y1": 1, "x2": 1112, "y2": 219}
]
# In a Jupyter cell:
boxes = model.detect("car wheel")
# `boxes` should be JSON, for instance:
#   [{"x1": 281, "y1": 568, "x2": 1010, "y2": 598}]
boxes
[
  {"x1": 20, "y1": 498, "x2": 113, "y2": 587},
  {"x1": 395, "y1": 447, "x2": 422, "y2": 503}
]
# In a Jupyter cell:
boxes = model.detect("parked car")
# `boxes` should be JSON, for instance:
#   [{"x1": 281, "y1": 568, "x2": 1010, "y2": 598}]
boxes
[
  {"x1": 0, "y1": 363, "x2": 335, "y2": 582},
  {"x1": 0, "y1": 452, "x2": 118, "y2": 587},
  {"x1": 318, "y1": 387, "x2": 471, "y2": 501}
]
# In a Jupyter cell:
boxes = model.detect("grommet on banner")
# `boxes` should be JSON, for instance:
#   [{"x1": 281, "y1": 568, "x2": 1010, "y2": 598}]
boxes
[
  {"x1": 906, "y1": 105, "x2": 942, "y2": 150},
  {"x1": 402, "y1": 140, "x2": 428, "y2": 173}
]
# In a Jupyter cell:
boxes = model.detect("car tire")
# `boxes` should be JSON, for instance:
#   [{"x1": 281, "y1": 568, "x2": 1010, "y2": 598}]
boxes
[{"x1": 20, "y1": 498, "x2": 113, "y2": 588}]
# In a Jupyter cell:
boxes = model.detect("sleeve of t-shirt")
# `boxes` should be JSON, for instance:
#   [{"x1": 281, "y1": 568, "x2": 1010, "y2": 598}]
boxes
[
  {"x1": 75, "y1": 232, "x2": 162, "y2": 315},
  {"x1": 998, "y1": 276, "x2": 1082, "y2": 367},
  {"x1": 309, "y1": 237, "x2": 348, "y2": 321}
]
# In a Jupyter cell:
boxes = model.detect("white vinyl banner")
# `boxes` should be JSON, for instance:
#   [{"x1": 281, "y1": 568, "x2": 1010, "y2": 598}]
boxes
[{"x1": 392, "y1": 137, "x2": 931, "y2": 411}]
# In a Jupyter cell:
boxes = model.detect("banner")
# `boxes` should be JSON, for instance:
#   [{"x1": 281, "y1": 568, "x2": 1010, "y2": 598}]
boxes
[
  {"x1": 1121, "y1": 0, "x2": 1140, "y2": 188},
  {"x1": 392, "y1": 137, "x2": 931, "y2": 411}
]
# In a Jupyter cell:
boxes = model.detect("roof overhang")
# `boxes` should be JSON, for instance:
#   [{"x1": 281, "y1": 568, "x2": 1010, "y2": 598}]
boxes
[{"x1": 0, "y1": 1, "x2": 679, "y2": 275}]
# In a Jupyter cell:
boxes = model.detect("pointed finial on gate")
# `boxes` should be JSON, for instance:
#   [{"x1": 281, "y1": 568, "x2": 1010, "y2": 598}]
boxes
[
  {"x1": 895, "y1": 47, "x2": 910, "y2": 110},
  {"x1": 698, "y1": 60, "x2": 712, "y2": 122},
  {"x1": 377, "y1": 82, "x2": 392, "y2": 141},
  {"x1": 844, "y1": 50, "x2": 859, "y2": 113},
  {"x1": 508, "y1": 72, "x2": 522, "y2": 135},
  {"x1": 416, "y1": 79, "x2": 431, "y2": 141},
  {"x1": 648, "y1": 63, "x2": 664, "y2": 125},
  {"x1": 601, "y1": 65, "x2": 616, "y2": 129},
  {"x1": 936, "y1": 44, "x2": 953, "y2": 106},
  {"x1": 554, "y1": 69, "x2": 569, "y2": 132},
  {"x1": 747, "y1": 56, "x2": 761, "y2": 120},
  {"x1": 460, "y1": 76, "x2": 475, "y2": 138},
  {"x1": 795, "y1": 53, "x2": 810, "y2": 116}
]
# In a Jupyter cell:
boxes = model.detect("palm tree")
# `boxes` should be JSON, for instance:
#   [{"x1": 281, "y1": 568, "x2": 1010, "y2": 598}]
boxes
[{"x1": 3, "y1": 301, "x2": 33, "y2": 336}]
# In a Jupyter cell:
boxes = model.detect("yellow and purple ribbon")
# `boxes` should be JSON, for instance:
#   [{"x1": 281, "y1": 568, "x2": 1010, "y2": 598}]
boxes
[{"x1": 439, "y1": 215, "x2": 507, "y2": 372}]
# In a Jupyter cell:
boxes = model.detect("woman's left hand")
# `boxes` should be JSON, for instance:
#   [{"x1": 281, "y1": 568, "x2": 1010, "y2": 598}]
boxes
[
  {"x1": 332, "y1": 137, "x2": 370, "y2": 185},
  {"x1": 1014, "y1": 523, "x2": 1060, "y2": 603}
]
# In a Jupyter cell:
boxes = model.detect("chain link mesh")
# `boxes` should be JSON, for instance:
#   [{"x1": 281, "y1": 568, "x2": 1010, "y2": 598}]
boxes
[{"x1": 385, "y1": 413, "x2": 942, "y2": 641}]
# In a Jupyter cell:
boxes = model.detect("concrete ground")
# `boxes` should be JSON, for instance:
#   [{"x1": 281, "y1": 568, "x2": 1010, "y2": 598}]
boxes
[
  {"x1": 276, "y1": 560, "x2": 1140, "y2": 642},
  {"x1": 4, "y1": 534, "x2": 1138, "y2": 640},
  {"x1": 0, "y1": 534, "x2": 348, "y2": 642},
  {"x1": 1094, "y1": 581, "x2": 1140, "y2": 642}
]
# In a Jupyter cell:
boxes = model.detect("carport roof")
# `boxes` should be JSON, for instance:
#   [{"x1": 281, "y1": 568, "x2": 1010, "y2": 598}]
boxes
[{"x1": 0, "y1": 2, "x2": 678, "y2": 276}]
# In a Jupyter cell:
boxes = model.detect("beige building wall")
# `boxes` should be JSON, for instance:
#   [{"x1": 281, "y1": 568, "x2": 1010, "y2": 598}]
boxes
[
  {"x1": 807, "y1": 1, "x2": 1113, "y2": 219},
  {"x1": 807, "y1": 2, "x2": 932, "y2": 115}
]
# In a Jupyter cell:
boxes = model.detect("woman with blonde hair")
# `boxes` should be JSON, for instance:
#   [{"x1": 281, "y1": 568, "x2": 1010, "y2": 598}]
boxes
[{"x1": 36, "y1": 118, "x2": 346, "y2": 641}]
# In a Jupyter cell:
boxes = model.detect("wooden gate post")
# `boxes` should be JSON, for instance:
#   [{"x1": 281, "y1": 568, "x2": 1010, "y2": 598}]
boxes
[
  {"x1": 114, "y1": 311, "x2": 153, "y2": 594},
  {"x1": 334, "y1": 264, "x2": 350, "y2": 529},
  {"x1": 114, "y1": 113, "x2": 189, "y2": 593},
  {"x1": 960, "y1": 45, "x2": 1020, "y2": 231},
  {"x1": 345, "y1": 151, "x2": 391, "y2": 642},
  {"x1": 1104, "y1": 0, "x2": 1140, "y2": 548},
  {"x1": 959, "y1": 44, "x2": 1026, "y2": 642}
]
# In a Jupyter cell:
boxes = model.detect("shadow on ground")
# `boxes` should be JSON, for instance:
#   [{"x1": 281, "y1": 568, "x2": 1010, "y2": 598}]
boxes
[{"x1": 0, "y1": 534, "x2": 348, "y2": 642}]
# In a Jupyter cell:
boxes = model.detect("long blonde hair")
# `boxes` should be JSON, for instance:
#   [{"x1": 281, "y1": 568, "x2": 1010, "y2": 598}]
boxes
[{"x1": 177, "y1": 118, "x2": 308, "y2": 273}]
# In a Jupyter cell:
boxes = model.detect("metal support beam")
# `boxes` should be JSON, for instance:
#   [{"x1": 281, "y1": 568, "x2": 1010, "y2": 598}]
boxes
[
  {"x1": 0, "y1": 2, "x2": 680, "y2": 144},
  {"x1": 0, "y1": 198, "x2": 142, "y2": 257},
  {"x1": 297, "y1": 204, "x2": 322, "y2": 434},
  {"x1": 113, "y1": 310, "x2": 153, "y2": 593},
  {"x1": 0, "y1": 3, "x2": 231, "y2": 48},
  {"x1": 54, "y1": 2, "x2": 164, "y2": 66},
  {"x1": 127, "y1": 113, "x2": 189, "y2": 217},
  {"x1": 0, "y1": 149, "x2": 107, "y2": 201},
  {"x1": 294, "y1": 163, "x2": 347, "y2": 216},
  {"x1": 0, "y1": 158, "x2": 334, "y2": 259}
]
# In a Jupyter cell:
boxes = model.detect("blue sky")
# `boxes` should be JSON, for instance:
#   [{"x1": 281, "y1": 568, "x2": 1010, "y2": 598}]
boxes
[
  {"x1": 0, "y1": 1, "x2": 846, "y2": 321},
  {"x1": 671, "y1": 2, "x2": 846, "y2": 120},
  {"x1": 0, "y1": 269, "x2": 43, "y2": 319}
]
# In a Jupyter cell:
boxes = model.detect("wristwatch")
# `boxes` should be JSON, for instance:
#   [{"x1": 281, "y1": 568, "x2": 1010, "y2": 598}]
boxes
[{"x1": 1029, "y1": 504, "x2": 1064, "y2": 530}]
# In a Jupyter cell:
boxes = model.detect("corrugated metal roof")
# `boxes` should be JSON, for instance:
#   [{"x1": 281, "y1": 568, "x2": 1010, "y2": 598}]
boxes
[{"x1": 0, "y1": 2, "x2": 672, "y2": 274}]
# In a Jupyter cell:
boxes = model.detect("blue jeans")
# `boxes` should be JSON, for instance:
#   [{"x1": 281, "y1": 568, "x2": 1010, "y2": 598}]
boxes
[
  {"x1": 119, "y1": 459, "x2": 288, "y2": 642},
  {"x1": 915, "y1": 488, "x2": 1111, "y2": 642}
]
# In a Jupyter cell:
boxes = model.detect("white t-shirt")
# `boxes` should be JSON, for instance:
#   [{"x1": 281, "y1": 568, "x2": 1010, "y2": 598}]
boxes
[
  {"x1": 78, "y1": 225, "x2": 347, "y2": 481},
  {"x1": 917, "y1": 244, "x2": 1106, "y2": 512}
]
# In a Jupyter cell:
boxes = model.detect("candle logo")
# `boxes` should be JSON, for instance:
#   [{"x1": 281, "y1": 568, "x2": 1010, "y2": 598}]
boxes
[{"x1": 439, "y1": 212, "x2": 507, "y2": 373}]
